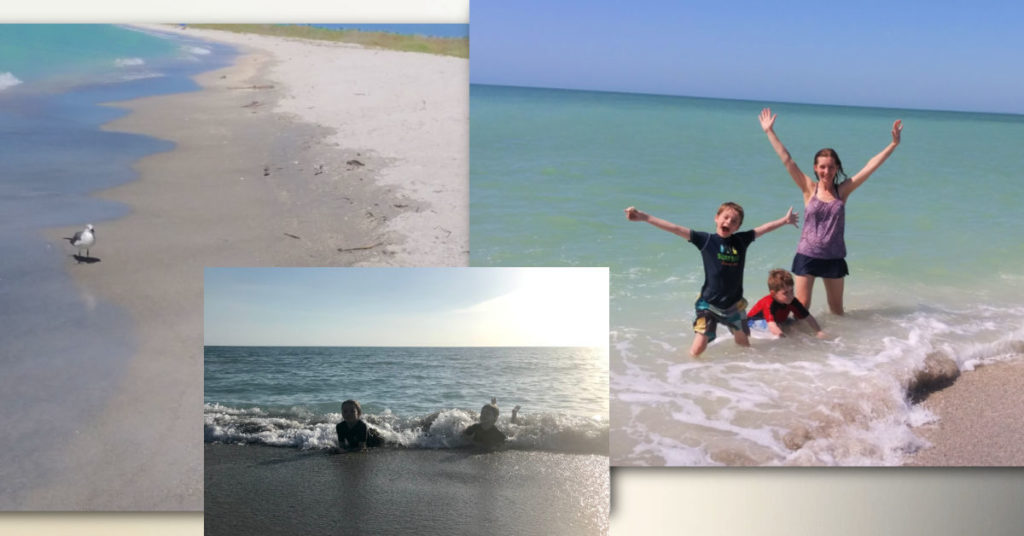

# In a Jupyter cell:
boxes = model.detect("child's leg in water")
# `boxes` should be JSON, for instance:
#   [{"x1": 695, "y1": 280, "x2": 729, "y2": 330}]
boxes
[
  {"x1": 732, "y1": 329, "x2": 750, "y2": 347},
  {"x1": 690, "y1": 334, "x2": 709, "y2": 357}
]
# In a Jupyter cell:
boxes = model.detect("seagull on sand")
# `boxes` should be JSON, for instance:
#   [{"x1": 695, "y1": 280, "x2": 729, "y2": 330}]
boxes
[{"x1": 65, "y1": 224, "x2": 96, "y2": 260}]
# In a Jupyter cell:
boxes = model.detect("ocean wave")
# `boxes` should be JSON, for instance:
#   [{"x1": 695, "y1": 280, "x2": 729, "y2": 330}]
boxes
[
  {"x1": 119, "y1": 71, "x2": 166, "y2": 82},
  {"x1": 182, "y1": 45, "x2": 211, "y2": 56},
  {"x1": 114, "y1": 57, "x2": 145, "y2": 67},
  {"x1": 0, "y1": 72, "x2": 23, "y2": 91},
  {"x1": 205, "y1": 403, "x2": 609, "y2": 455}
]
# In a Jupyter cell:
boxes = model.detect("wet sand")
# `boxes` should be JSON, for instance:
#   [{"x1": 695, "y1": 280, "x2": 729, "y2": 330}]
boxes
[
  {"x1": 206, "y1": 445, "x2": 609, "y2": 535},
  {"x1": 908, "y1": 359, "x2": 1024, "y2": 466}
]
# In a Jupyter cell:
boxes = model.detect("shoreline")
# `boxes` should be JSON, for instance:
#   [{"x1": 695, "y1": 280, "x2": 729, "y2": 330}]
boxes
[
  {"x1": 127, "y1": 23, "x2": 469, "y2": 266},
  {"x1": 35, "y1": 25, "x2": 467, "y2": 510},
  {"x1": 906, "y1": 359, "x2": 1024, "y2": 466}
]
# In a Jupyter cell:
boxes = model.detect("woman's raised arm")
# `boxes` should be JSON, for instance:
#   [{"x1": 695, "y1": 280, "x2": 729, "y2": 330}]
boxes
[{"x1": 759, "y1": 108, "x2": 814, "y2": 197}]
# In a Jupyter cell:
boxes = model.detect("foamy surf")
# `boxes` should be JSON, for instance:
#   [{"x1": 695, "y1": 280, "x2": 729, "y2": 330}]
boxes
[
  {"x1": 183, "y1": 45, "x2": 212, "y2": 56},
  {"x1": 611, "y1": 302, "x2": 1024, "y2": 466},
  {"x1": 205, "y1": 403, "x2": 609, "y2": 454}
]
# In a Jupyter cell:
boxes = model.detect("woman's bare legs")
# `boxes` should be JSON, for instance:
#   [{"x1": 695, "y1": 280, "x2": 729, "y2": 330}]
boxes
[
  {"x1": 823, "y1": 277, "x2": 845, "y2": 315},
  {"x1": 795, "y1": 274, "x2": 815, "y2": 311}
]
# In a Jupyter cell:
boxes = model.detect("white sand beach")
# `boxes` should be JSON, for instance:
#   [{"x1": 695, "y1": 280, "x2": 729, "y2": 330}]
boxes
[{"x1": 35, "y1": 25, "x2": 467, "y2": 510}]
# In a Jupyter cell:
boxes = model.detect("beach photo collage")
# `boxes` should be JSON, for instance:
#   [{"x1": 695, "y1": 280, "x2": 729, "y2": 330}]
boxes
[{"x1": 3, "y1": 2, "x2": 1024, "y2": 535}]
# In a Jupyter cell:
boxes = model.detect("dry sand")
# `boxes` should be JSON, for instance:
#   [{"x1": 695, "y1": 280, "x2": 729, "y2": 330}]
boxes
[
  {"x1": 36, "y1": 25, "x2": 467, "y2": 510},
  {"x1": 907, "y1": 360, "x2": 1024, "y2": 466}
]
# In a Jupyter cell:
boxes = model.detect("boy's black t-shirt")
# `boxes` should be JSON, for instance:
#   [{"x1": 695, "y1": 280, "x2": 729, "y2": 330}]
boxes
[
  {"x1": 336, "y1": 420, "x2": 383, "y2": 450},
  {"x1": 689, "y1": 230, "x2": 756, "y2": 308},
  {"x1": 464, "y1": 423, "x2": 506, "y2": 448}
]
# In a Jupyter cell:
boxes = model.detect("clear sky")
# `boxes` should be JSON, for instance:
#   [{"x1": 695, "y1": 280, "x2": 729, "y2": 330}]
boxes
[
  {"x1": 204, "y1": 267, "x2": 608, "y2": 347},
  {"x1": 470, "y1": 0, "x2": 1024, "y2": 114}
]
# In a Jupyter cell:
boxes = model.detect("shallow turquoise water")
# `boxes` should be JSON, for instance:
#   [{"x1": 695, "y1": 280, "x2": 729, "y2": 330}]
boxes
[{"x1": 471, "y1": 84, "x2": 1024, "y2": 465}]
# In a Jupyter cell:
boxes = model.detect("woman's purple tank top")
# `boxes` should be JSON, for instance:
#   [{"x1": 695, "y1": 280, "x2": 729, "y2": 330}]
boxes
[{"x1": 797, "y1": 186, "x2": 846, "y2": 259}]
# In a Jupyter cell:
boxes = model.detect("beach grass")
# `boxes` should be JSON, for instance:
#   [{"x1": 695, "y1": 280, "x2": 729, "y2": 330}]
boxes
[{"x1": 188, "y1": 24, "x2": 468, "y2": 58}]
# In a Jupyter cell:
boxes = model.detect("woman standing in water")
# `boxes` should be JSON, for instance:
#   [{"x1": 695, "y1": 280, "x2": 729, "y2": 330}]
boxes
[{"x1": 759, "y1": 107, "x2": 902, "y2": 315}]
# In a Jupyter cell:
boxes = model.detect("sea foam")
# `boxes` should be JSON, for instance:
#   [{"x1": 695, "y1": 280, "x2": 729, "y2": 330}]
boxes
[
  {"x1": 0, "y1": 72, "x2": 23, "y2": 91},
  {"x1": 183, "y1": 45, "x2": 211, "y2": 56},
  {"x1": 114, "y1": 57, "x2": 145, "y2": 67},
  {"x1": 612, "y1": 302, "x2": 1024, "y2": 466},
  {"x1": 204, "y1": 403, "x2": 609, "y2": 454}
]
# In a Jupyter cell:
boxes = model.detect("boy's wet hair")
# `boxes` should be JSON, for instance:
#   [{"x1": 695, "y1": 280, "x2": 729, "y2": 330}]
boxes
[
  {"x1": 480, "y1": 403, "x2": 500, "y2": 419},
  {"x1": 717, "y1": 202, "x2": 744, "y2": 226},
  {"x1": 767, "y1": 269, "x2": 794, "y2": 292},
  {"x1": 341, "y1": 399, "x2": 362, "y2": 416}
]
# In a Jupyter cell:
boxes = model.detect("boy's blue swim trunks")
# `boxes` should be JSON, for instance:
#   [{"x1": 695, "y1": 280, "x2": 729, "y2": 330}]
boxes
[{"x1": 693, "y1": 298, "x2": 749, "y2": 342}]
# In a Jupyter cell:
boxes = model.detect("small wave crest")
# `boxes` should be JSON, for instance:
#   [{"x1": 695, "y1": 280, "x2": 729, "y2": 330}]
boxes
[
  {"x1": 182, "y1": 45, "x2": 211, "y2": 56},
  {"x1": 119, "y1": 72, "x2": 165, "y2": 82},
  {"x1": 114, "y1": 57, "x2": 145, "y2": 67},
  {"x1": 0, "y1": 72, "x2": 23, "y2": 91},
  {"x1": 205, "y1": 403, "x2": 608, "y2": 454}
]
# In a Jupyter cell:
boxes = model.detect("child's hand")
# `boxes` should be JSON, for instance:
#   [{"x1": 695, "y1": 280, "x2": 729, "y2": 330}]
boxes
[
  {"x1": 624, "y1": 206, "x2": 646, "y2": 221},
  {"x1": 891, "y1": 119, "x2": 903, "y2": 146},
  {"x1": 783, "y1": 206, "x2": 799, "y2": 228}
]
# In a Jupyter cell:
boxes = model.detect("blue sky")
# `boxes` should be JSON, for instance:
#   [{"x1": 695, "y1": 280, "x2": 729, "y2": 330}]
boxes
[
  {"x1": 204, "y1": 268, "x2": 608, "y2": 347},
  {"x1": 470, "y1": 0, "x2": 1024, "y2": 114}
]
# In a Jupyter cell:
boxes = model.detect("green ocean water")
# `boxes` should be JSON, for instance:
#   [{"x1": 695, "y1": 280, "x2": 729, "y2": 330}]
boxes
[{"x1": 471, "y1": 84, "x2": 1024, "y2": 465}]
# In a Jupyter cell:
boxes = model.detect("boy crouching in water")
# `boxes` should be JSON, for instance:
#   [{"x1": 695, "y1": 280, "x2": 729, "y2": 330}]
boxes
[
  {"x1": 625, "y1": 202, "x2": 798, "y2": 357},
  {"x1": 747, "y1": 269, "x2": 827, "y2": 339}
]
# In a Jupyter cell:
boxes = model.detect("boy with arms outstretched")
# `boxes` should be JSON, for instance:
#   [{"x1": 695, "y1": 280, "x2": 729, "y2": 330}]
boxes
[{"x1": 624, "y1": 202, "x2": 798, "y2": 357}]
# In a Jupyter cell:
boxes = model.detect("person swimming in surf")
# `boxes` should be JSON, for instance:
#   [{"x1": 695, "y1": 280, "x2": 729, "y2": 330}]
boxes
[
  {"x1": 463, "y1": 398, "x2": 520, "y2": 449},
  {"x1": 336, "y1": 399, "x2": 384, "y2": 452},
  {"x1": 759, "y1": 108, "x2": 902, "y2": 315}
]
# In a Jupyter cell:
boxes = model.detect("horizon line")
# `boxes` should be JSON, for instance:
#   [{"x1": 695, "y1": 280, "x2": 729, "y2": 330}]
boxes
[{"x1": 470, "y1": 82, "x2": 1024, "y2": 118}]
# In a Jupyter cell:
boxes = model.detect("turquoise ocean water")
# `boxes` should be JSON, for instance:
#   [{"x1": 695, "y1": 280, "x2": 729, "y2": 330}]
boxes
[
  {"x1": 205, "y1": 346, "x2": 609, "y2": 454},
  {"x1": 0, "y1": 25, "x2": 234, "y2": 506},
  {"x1": 471, "y1": 84, "x2": 1024, "y2": 466}
]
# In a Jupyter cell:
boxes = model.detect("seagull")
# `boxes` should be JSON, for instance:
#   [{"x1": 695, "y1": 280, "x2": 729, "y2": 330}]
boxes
[{"x1": 65, "y1": 224, "x2": 96, "y2": 260}]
